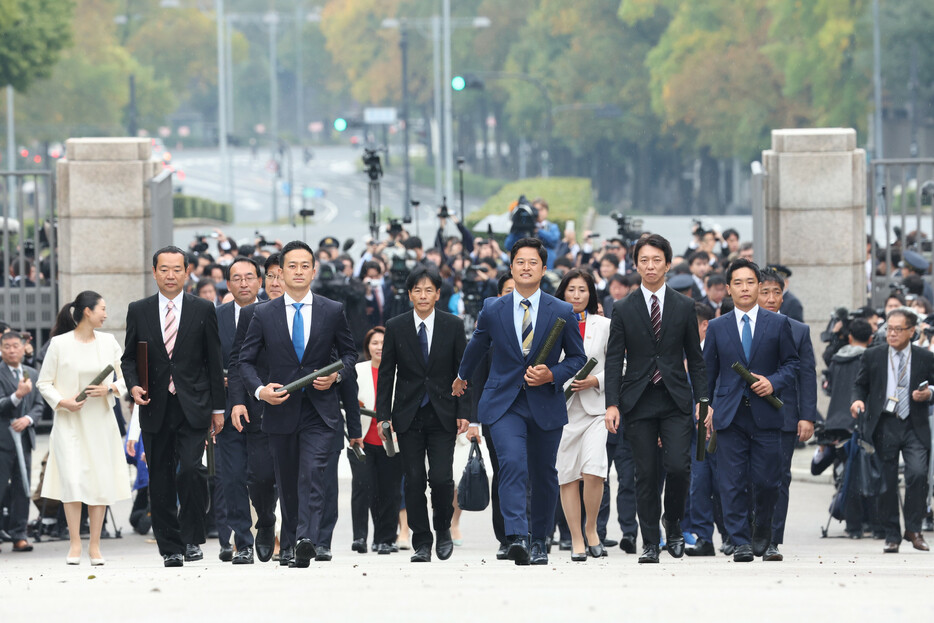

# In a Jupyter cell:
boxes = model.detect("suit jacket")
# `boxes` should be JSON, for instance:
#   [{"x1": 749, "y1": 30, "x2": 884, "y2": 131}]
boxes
[
  {"x1": 458, "y1": 291, "x2": 586, "y2": 431},
  {"x1": 121, "y1": 293, "x2": 226, "y2": 434},
  {"x1": 216, "y1": 301, "x2": 238, "y2": 368},
  {"x1": 703, "y1": 308, "x2": 799, "y2": 431},
  {"x1": 377, "y1": 310, "x2": 467, "y2": 434},
  {"x1": 563, "y1": 313, "x2": 610, "y2": 416},
  {"x1": 852, "y1": 343, "x2": 934, "y2": 449},
  {"x1": 780, "y1": 318, "x2": 818, "y2": 432},
  {"x1": 226, "y1": 301, "x2": 266, "y2": 431},
  {"x1": 238, "y1": 294, "x2": 359, "y2": 435},
  {"x1": 605, "y1": 286, "x2": 707, "y2": 418},
  {"x1": 0, "y1": 364, "x2": 41, "y2": 452},
  {"x1": 779, "y1": 290, "x2": 804, "y2": 323}
]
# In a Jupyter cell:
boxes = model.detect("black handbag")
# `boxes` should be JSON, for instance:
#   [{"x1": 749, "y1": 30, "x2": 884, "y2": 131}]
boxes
[
  {"x1": 855, "y1": 440, "x2": 887, "y2": 498},
  {"x1": 457, "y1": 440, "x2": 490, "y2": 511}
]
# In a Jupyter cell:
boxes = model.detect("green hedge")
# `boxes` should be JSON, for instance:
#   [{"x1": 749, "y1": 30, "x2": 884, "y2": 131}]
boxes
[
  {"x1": 173, "y1": 195, "x2": 233, "y2": 222},
  {"x1": 466, "y1": 177, "x2": 593, "y2": 231},
  {"x1": 411, "y1": 161, "x2": 508, "y2": 200}
]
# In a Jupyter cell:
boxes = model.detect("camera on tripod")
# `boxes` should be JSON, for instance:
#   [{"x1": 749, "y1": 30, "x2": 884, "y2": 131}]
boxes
[
  {"x1": 362, "y1": 148, "x2": 383, "y2": 181},
  {"x1": 610, "y1": 212, "x2": 644, "y2": 246},
  {"x1": 510, "y1": 195, "x2": 538, "y2": 239}
]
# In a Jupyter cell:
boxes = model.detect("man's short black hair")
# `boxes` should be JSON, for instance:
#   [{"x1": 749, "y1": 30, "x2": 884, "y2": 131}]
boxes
[
  {"x1": 632, "y1": 234, "x2": 673, "y2": 265},
  {"x1": 601, "y1": 254, "x2": 620, "y2": 268},
  {"x1": 264, "y1": 252, "x2": 280, "y2": 273},
  {"x1": 760, "y1": 269, "x2": 785, "y2": 290},
  {"x1": 706, "y1": 273, "x2": 726, "y2": 287},
  {"x1": 227, "y1": 256, "x2": 261, "y2": 280},
  {"x1": 695, "y1": 302, "x2": 715, "y2": 323},
  {"x1": 553, "y1": 256, "x2": 574, "y2": 270},
  {"x1": 281, "y1": 240, "x2": 315, "y2": 265},
  {"x1": 497, "y1": 271, "x2": 515, "y2": 295},
  {"x1": 848, "y1": 318, "x2": 873, "y2": 343},
  {"x1": 406, "y1": 265, "x2": 442, "y2": 291},
  {"x1": 609, "y1": 273, "x2": 628, "y2": 287},
  {"x1": 403, "y1": 236, "x2": 423, "y2": 251},
  {"x1": 726, "y1": 258, "x2": 762, "y2": 283},
  {"x1": 688, "y1": 250, "x2": 710, "y2": 264},
  {"x1": 888, "y1": 307, "x2": 918, "y2": 328},
  {"x1": 903, "y1": 274, "x2": 925, "y2": 296},
  {"x1": 722, "y1": 228, "x2": 739, "y2": 241},
  {"x1": 153, "y1": 245, "x2": 189, "y2": 269},
  {"x1": 510, "y1": 237, "x2": 547, "y2": 264},
  {"x1": 0, "y1": 331, "x2": 24, "y2": 345},
  {"x1": 360, "y1": 260, "x2": 382, "y2": 278}
]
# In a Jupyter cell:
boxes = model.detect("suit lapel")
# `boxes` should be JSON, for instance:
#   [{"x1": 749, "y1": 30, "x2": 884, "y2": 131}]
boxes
[
  {"x1": 424, "y1": 312, "x2": 442, "y2": 371},
  {"x1": 526, "y1": 295, "x2": 554, "y2": 361},
  {"x1": 301, "y1": 296, "x2": 324, "y2": 364},
  {"x1": 658, "y1": 286, "x2": 676, "y2": 342},
  {"x1": 721, "y1": 311, "x2": 747, "y2": 365},
  {"x1": 145, "y1": 295, "x2": 168, "y2": 358},
  {"x1": 499, "y1": 296, "x2": 523, "y2": 359},
  {"x1": 271, "y1": 297, "x2": 299, "y2": 365},
  {"x1": 749, "y1": 309, "x2": 769, "y2": 363},
  {"x1": 631, "y1": 289, "x2": 654, "y2": 336},
  {"x1": 174, "y1": 294, "x2": 198, "y2": 354}
]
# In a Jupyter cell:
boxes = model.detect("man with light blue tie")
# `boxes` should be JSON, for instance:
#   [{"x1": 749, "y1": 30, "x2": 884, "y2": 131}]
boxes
[
  {"x1": 238, "y1": 240, "x2": 360, "y2": 567},
  {"x1": 702, "y1": 258, "x2": 798, "y2": 563},
  {"x1": 455, "y1": 238, "x2": 586, "y2": 565}
]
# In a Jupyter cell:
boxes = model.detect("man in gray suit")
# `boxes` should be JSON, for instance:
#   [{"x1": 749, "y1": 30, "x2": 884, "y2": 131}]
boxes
[{"x1": 0, "y1": 332, "x2": 43, "y2": 553}]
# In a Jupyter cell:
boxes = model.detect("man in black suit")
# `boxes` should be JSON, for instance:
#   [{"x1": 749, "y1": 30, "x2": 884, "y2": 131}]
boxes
[
  {"x1": 226, "y1": 253, "x2": 283, "y2": 564},
  {"x1": 377, "y1": 265, "x2": 468, "y2": 563},
  {"x1": 0, "y1": 332, "x2": 42, "y2": 553},
  {"x1": 121, "y1": 246, "x2": 226, "y2": 567},
  {"x1": 851, "y1": 307, "x2": 934, "y2": 553},
  {"x1": 605, "y1": 234, "x2": 708, "y2": 564},
  {"x1": 212, "y1": 256, "x2": 261, "y2": 564},
  {"x1": 239, "y1": 241, "x2": 361, "y2": 568}
]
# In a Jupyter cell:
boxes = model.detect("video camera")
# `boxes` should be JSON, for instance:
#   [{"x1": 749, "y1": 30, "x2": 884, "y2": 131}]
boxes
[
  {"x1": 254, "y1": 230, "x2": 275, "y2": 248},
  {"x1": 610, "y1": 212, "x2": 644, "y2": 247},
  {"x1": 510, "y1": 195, "x2": 538, "y2": 239},
  {"x1": 362, "y1": 148, "x2": 383, "y2": 181}
]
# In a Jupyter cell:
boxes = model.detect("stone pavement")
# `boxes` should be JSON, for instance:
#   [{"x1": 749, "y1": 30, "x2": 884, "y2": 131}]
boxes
[{"x1": 1, "y1": 442, "x2": 933, "y2": 622}]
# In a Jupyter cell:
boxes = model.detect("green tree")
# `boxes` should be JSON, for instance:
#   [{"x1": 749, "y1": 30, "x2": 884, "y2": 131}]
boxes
[{"x1": 0, "y1": 0, "x2": 73, "y2": 91}]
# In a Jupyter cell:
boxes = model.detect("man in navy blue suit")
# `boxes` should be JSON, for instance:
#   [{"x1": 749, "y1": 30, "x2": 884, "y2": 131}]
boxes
[
  {"x1": 758, "y1": 269, "x2": 816, "y2": 561},
  {"x1": 702, "y1": 258, "x2": 798, "y2": 562},
  {"x1": 454, "y1": 238, "x2": 586, "y2": 565},
  {"x1": 239, "y1": 240, "x2": 361, "y2": 568}
]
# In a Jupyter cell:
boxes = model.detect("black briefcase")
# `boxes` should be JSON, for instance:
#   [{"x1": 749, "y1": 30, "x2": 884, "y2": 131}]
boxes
[{"x1": 457, "y1": 440, "x2": 490, "y2": 511}]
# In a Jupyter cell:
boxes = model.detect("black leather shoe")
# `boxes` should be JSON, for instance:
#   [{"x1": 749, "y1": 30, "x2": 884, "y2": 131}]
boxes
[
  {"x1": 218, "y1": 544, "x2": 233, "y2": 562},
  {"x1": 163, "y1": 553, "x2": 184, "y2": 567},
  {"x1": 602, "y1": 538, "x2": 618, "y2": 548},
  {"x1": 587, "y1": 542, "x2": 607, "y2": 558},
  {"x1": 571, "y1": 552, "x2": 587, "y2": 562},
  {"x1": 184, "y1": 544, "x2": 203, "y2": 562},
  {"x1": 232, "y1": 546, "x2": 254, "y2": 565},
  {"x1": 883, "y1": 541, "x2": 900, "y2": 553},
  {"x1": 377, "y1": 543, "x2": 392, "y2": 555},
  {"x1": 507, "y1": 535, "x2": 530, "y2": 566},
  {"x1": 390, "y1": 543, "x2": 399, "y2": 553},
  {"x1": 436, "y1": 529, "x2": 454, "y2": 561},
  {"x1": 557, "y1": 539, "x2": 572, "y2": 551},
  {"x1": 763, "y1": 543, "x2": 783, "y2": 561},
  {"x1": 278, "y1": 547, "x2": 294, "y2": 567},
  {"x1": 315, "y1": 546, "x2": 332, "y2": 561},
  {"x1": 293, "y1": 539, "x2": 315, "y2": 568},
  {"x1": 720, "y1": 542, "x2": 735, "y2": 556},
  {"x1": 410, "y1": 544, "x2": 432, "y2": 563},
  {"x1": 664, "y1": 520, "x2": 685, "y2": 558},
  {"x1": 733, "y1": 543, "x2": 754, "y2": 562},
  {"x1": 530, "y1": 539, "x2": 548, "y2": 565},
  {"x1": 619, "y1": 535, "x2": 637, "y2": 554},
  {"x1": 255, "y1": 527, "x2": 275, "y2": 563},
  {"x1": 638, "y1": 544, "x2": 660, "y2": 563},
  {"x1": 496, "y1": 543, "x2": 509, "y2": 560},
  {"x1": 351, "y1": 538, "x2": 367, "y2": 554},
  {"x1": 685, "y1": 539, "x2": 716, "y2": 557},
  {"x1": 751, "y1": 524, "x2": 771, "y2": 557}
]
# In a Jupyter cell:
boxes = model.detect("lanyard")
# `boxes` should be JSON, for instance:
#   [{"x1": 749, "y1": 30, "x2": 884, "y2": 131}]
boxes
[{"x1": 890, "y1": 348, "x2": 910, "y2": 389}]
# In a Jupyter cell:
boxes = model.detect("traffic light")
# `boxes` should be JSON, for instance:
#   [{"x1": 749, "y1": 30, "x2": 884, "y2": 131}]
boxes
[
  {"x1": 451, "y1": 76, "x2": 466, "y2": 91},
  {"x1": 333, "y1": 118, "x2": 348, "y2": 132},
  {"x1": 452, "y1": 74, "x2": 484, "y2": 91}
]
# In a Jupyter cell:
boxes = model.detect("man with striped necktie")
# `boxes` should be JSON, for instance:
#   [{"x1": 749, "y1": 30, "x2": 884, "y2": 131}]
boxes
[{"x1": 122, "y1": 246, "x2": 226, "y2": 567}]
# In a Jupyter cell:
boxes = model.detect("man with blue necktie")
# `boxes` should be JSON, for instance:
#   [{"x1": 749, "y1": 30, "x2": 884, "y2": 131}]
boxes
[
  {"x1": 454, "y1": 238, "x2": 585, "y2": 565},
  {"x1": 238, "y1": 240, "x2": 360, "y2": 568},
  {"x1": 702, "y1": 258, "x2": 798, "y2": 562}
]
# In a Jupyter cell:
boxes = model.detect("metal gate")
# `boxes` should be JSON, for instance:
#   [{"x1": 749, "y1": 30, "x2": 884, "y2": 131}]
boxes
[
  {"x1": 868, "y1": 158, "x2": 934, "y2": 308},
  {"x1": 0, "y1": 170, "x2": 58, "y2": 351}
]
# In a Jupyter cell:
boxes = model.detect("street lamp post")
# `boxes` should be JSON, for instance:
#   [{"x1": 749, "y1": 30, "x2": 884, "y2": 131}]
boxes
[
  {"x1": 400, "y1": 30, "x2": 412, "y2": 220},
  {"x1": 265, "y1": 10, "x2": 279, "y2": 222}
]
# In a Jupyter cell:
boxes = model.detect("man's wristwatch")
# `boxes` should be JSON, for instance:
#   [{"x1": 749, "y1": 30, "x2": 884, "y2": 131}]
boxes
[{"x1": 335, "y1": 372, "x2": 343, "y2": 384}]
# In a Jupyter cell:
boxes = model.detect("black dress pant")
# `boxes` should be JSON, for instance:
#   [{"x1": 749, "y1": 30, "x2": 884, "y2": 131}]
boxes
[
  {"x1": 347, "y1": 447, "x2": 374, "y2": 541},
  {"x1": 141, "y1": 394, "x2": 210, "y2": 556},
  {"x1": 623, "y1": 384, "x2": 692, "y2": 547},
  {"x1": 245, "y1": 428, "x2": 278, "y2": 533},
  {"x1": 396, "y1": 402, "x2": 455, "y2": 550},
  {"x1": 483, "y1": 427, "x2": 506, "y2": 546},
  {"x1": 214, "y1": 422, "x2": 253, "y2": 548},
  {"x1": 0, "y1": 435, "x2": 30, "y2": 540},
  {"x1": 365, "y1": 442, "x2": 403, "y2": 545},
  {"x1": 598, "y1": 432, "x2": 638, "y2": 541},
  {"x1": 875, "y1": 413, "x2": 929, "y2": 541}
]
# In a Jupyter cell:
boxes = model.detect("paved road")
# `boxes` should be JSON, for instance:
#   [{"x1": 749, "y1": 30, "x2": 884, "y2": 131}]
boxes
[{"x1": 2, "y1": 438, "x2": 933, "y2": 622}]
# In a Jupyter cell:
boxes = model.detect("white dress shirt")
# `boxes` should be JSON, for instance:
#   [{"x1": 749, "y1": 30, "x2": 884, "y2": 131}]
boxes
[
  {"x1": 640, "y1": 283, "x2": 666, "y2": 318},
  {"x1": 734, "y1": 304, "x2": 760, "y2": 341},
  {"x1": 414, "y1": 309, "x2": 436, "y2": 355},
  {"x1": 158, "y1": 291, "x2": 184, "y2": 333},
  {"x1": 512, "y1": 288, "x2": 542, "y2": 349},
  {"x1": 284, "y1": 290, "x2": 314, "y2": 350}
]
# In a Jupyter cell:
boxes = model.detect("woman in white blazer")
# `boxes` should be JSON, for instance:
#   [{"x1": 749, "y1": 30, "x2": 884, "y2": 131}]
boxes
[
  {"x1": 348, "y1": 327, "x2": 404, "y2": 555},
  {"x1": 555, "y1": 269, "x2": 610, "y2": 561}
]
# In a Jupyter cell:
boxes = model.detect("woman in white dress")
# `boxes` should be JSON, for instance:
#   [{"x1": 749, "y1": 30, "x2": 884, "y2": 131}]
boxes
[
  {"x1": 555, "y1": 269, "x2": 610, "y2": 561},
  {"x1": 37, "y1": 291, "x2": 131, "y2": 565}
]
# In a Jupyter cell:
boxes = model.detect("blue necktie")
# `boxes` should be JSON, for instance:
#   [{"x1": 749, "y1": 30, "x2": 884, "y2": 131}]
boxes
[
  {"x1": 292, "y1": 303, "x2": 305, "y2": 361},
  {"x1": 418, "y1": 321, "x2": 430, "y2": 406},
  {"x1": 741, "y1": 314, "x2": 752, "y2": 362}
]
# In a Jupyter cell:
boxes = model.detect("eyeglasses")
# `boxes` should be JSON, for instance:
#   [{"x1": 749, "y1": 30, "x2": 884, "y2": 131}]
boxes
[
  {"x1": 887, "y1": 326, "x2": 912, "y2": 334},
  {"x1": 266, "y1": 274, "x2": 283, "y2": 282},
  {"x1": 229, "y1": 275, "x2": 258, "y2": 284}
]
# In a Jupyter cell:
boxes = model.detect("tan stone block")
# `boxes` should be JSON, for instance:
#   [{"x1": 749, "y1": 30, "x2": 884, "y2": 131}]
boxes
[
  {"x1": 66, "y1": 161, "x2": 146, "y2": 218},
  {"x1": 56, "y1": 161, "x2": 70, "y2": 217},
  {"x1": 852, "y1": 149, "x2": 867, "y2": 207},
  {"x1": 777, "y1": 153, "x2": 856, "y2": 209},
  {"x1": 65, "y1": 138, "x2": 151, "y2": 162},
  {"x1": 59, "y1": 271, "x2": 149, "y2": 334},
  {"x1": 772, "y1": 128, "x2": 856, "y2": 153},
  {"x1": 786, "y1": 263, "x2": 865, "y2": 324},
  {"x1": 64, "y1": 218, "x2": 147, "y2": 274},
  {"x1": 762, "y1": 150, "x2": 780, "y2": 209},
  {"x1": 774, "y1": 207, "x2": 863, "y2": 265}
]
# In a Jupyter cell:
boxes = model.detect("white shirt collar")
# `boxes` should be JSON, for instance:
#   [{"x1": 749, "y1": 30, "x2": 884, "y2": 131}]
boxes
[
  {"x1": 512, "y1": 287, "x2": 542, "y2": 310},
  {"x1": 283, "y1": 290, "x2": 314, "y2": 307},
  {"x1": 736, "y1": 304, "x2": 760, "y2": 323},
  {"x1": 640, "y1": 283, "x2": 665, "y2": 306},
  {"x1": 414, "y1": 309, "x2": 436, "y2": 332},
  {"x1": 158, "y1": 291, "x2": 184, "y2": 310}
]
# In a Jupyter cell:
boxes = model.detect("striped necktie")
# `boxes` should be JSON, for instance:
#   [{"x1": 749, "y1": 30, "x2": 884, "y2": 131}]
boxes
[
  {"x1": 520, "y1": 299, "x2": 533, "y2": 357},
  {"x1": 650, "y1": 294, "x2": 662, "y2": 384},
  {"x1": 164, "y1": 301, "x2": 177, "y2": 394}
]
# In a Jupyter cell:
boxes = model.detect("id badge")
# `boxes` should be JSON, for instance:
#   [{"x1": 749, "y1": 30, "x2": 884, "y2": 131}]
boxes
[{"x1": 884, "y1": 396, "x2": 899, "y2": 414}]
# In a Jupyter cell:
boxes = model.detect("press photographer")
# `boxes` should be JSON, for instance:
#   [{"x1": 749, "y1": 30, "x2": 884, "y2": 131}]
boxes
[{"x1": 504, "y1": 196, "x2": 560, "y2": 268}]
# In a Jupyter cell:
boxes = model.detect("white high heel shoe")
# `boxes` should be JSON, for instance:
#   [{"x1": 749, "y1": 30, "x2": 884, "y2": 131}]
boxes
[
  {"x1": 65, "y1": 555, "x2": 80, "y2": 565},
  {"x1": 89, "y1": 556, "x2": 105, "y2": 566}
]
